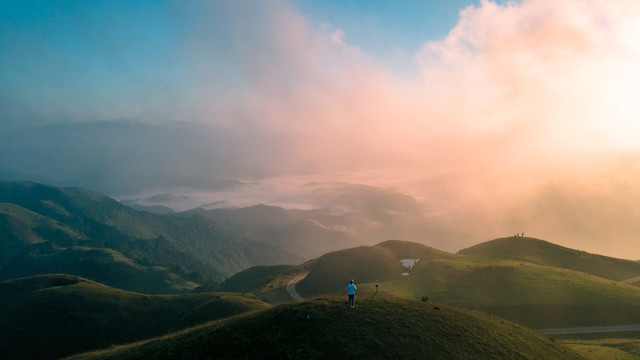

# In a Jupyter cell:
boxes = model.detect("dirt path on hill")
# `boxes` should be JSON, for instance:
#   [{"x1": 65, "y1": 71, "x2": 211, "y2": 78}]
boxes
[
  {"x1": 286, "y1": 274, "x2": 307, "y2": 301},
  {"x1": 538, "y1": 324, "x2": 640, "y2": 335}
]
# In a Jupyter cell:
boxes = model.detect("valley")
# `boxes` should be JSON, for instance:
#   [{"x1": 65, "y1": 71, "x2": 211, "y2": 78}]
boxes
[
  {"x1": 3, "y1": 181, "x2": 640, "y2": 359},
  {"x1": 6, "y1": 0, "x2": 640, "y2": 357},
  {"x1": 0, "y1": 181, "x2": 301, "y2": 293}
]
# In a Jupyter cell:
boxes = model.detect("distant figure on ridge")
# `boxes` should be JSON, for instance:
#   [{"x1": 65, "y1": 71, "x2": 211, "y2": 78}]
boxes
[{"x1": 347, "y1": 279, "x2": 357, "y2": 308}]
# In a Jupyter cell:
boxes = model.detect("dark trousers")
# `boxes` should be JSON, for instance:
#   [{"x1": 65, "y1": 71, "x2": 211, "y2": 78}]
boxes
[{"x1": 348, "y1": 294, "x2": 355, "y2": 307}]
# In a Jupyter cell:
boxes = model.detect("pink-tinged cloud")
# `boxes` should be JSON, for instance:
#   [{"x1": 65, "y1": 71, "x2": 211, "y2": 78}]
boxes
[
  {"x1": 9, "y1": 0, "x2": 640, "y2": 258},
  {"x1": 405, "y1": 0, "x2": 640, "y2": 257},
  {"x1": 200, "y1": 0, "x2": 640, "y2": 258},
  {"x1": 170, "y1": 0, "x2": 640, "y2": 258},
  {"x1": 416, "y1": 0, "x2": 640, "y2": 153}
]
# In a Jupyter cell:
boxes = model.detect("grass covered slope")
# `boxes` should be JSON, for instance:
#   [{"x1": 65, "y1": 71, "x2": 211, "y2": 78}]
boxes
[
  {"x1": 0, "y1": 274, "x2": 269, "y2": 360},
  {"x1": 296, "y1": 240, "x2": 454, "y2": 296},
  {"x1": 0, "y1": 181, "x2": 301, "y2": 292},
  {"x1": 216, "y1": 261, "x2": 318, "y2": 304},
  {"x1": 402, "y1": 257, "x2": 640, "y2": 328},
  {"x1": 215, "y1": 264, "x2": 295, "y2": 293},
  {"x1": 561, "y1": 338, "x2": 640, "y2": 360},
  {"x1": 67, "y1": 297, "x2": 584, "y2": 360},
  {"x1": 458, "y1": 236, "x2": 640, "y2": 281},
  {"x1": 294, "y1": 240, "x2": 640, "y2": 329},
  {"x1": 0, "y1": 244, "x2": 199, "y2": 294}
]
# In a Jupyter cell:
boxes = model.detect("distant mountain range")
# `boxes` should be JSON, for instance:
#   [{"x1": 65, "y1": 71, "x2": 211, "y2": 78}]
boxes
[
  {"x1": 5, "y1": 180, "x2": 640, "y2": 358},
  {"x1": 0, "y1": 121, "x2": 306, "y2": 196},
  {"x1": 186, "y1": 182, "x2": 459, "y2": 259},
  {"x1": 0, "y1": 181, "x2": 302, "y2": 292}
]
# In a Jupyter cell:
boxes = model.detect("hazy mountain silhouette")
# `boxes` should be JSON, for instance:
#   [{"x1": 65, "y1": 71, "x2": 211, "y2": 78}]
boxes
[
  {"x1": 0, "y1": 181, "x2": 302, "y2": 292},
  {"x1": 0, "y1": 121, "x2": 299, "y2": 196},
  {"x1": 188, "y1": 183, "x2": 459, "y2": 258}
]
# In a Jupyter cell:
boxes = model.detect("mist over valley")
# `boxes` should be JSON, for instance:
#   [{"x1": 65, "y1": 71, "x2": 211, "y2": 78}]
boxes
[
  {"x1": 3, "y1": 120, "x2": 640, "y2": 260},
  {"x1": 4, "y1": 0, "x2": 640, "y2": 358}
]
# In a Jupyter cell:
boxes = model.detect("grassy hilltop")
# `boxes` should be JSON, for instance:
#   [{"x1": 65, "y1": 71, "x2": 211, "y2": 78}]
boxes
[
  {"x1": 67, "y1": 297, "x2": 584, "y2": 360},
  {"x1": 0, "y1": 274, "x2": 269, "y2": 360},
  {"x1": 3, "y1": 180, "x2": 640, "y2": 359},
  {"x1": 231, "y1": 238, "x2": 640, "y2": 329},
  {"x1": 458, "y1": 237, "x2": 640, "y2": 281}
]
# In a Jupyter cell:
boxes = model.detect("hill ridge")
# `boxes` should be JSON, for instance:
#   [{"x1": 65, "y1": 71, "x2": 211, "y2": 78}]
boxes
[
  {"x1": 0, "y1": 274, "x2": 270, "y2": 360},
  {"x1": 0, "y1": 181, "x2": 301, "y2": 293},
  {"x1": 458, "y1": 236, "x2": 640, "y2": 281},
  {"x1": 66, "y1": 297, "x2": 584, "y2": 360},
  {"x1": 232, "y1": 238, "x2": 640, "y2": 329}
]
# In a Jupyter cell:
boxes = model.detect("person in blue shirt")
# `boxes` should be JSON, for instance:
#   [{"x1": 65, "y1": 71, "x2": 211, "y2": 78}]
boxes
[{"x1": 347, "y1": 279, "x2": 357, "y2": 308}]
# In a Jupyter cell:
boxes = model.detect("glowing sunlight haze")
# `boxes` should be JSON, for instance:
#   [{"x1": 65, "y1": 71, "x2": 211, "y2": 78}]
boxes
[{"x1": 3, "y1": 0, "x2": 640, "y2": 258}]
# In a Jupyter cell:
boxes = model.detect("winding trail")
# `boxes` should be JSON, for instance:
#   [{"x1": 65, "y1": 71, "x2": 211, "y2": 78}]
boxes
[
  {"x1": 538, "y1": 324, "x2": 640, "y2": 335},
  {"x1": 286, "y1": 274, "x2": 307, "y2": 301}
]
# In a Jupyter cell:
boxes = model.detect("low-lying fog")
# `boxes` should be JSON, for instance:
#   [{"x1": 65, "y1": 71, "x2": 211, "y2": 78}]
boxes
[{"x1": 4, "y1": 0, "x2": 640, "y2": 259}]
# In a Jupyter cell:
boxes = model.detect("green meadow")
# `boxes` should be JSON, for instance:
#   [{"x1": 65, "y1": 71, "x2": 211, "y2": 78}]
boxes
[
  {"x1": 5, "y1": 181, "x2": 640, "y2": 359},
  {"x1": 235, "y1": 238, "x2": 640, "y2": 330},
  {"x1": 559, "y1": 338, "x2": 640, "y2": 360},
  {"x1": 0, "y1": 181, "x2": 300, "y2": 293},
  {"x1": 0, "y1": 274, "x2": 269, "y2": 360},
  {"x1": 66, "y1": 297, "x2": 583, "y2": 360}
]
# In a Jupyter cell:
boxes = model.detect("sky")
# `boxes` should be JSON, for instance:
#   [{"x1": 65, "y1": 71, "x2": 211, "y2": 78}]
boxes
[{"x1": 3, "y1": 0, "x2": 640, "y2": 258}]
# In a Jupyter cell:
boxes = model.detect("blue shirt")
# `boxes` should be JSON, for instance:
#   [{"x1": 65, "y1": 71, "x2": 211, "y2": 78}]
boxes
[{"x1": 348, "y1": 283, "x2": 357, "y2": 295}]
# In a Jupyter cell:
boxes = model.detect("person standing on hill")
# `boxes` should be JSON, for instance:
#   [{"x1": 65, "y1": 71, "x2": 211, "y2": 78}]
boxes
[{"x1": 347, "y1": 279, "x2": 357, "y2": 308}]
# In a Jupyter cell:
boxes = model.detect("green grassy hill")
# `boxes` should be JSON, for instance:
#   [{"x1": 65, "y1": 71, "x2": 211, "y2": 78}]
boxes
[
  {"x1": 0, "y1": 244, "x2": 198, "y2": 293},
  {"x1": 216, "y1": 264, "x2": 294, "y2": 293},
  {"x1": 292, "y1": 240, "x2": 640, "y2": 329},
  {"x1": 458, "y1": 236, "x2": 640, "y2": 281},
  {"x1": 216, "y1": 260, "x2": 318, "y2": 304},
  {"x1": 0, "y1": 181, "x2": 302, "y2": 292},
  {"x1": 561, "y1": 338, "x2": 640, "y2": 359},
  {"x1": 66, "y1": 297, "x2": 584, "y2": 360},
  {"x1": 296, "y1": 240, "x2": 454, "y2": 296},
  {"x1": 0, "y1": 202, "x2": 82, "y2": 263},
  {"x1": 0, "y1": 274, "x2": 269, "y2": 360}
]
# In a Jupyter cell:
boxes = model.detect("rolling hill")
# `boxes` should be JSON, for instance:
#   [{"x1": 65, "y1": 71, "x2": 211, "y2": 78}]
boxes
[
  {"x1": 66, "y1": 297, "x2": 584, "y2": 360},
  {"x1": 215, "y1": 264, "x2": 295, "y2": 293},
  {"x1": 0, "y1": 181, "x2": 302, "y2": 292},
  {"x1": 458, "y1": 236, "x2": 640, "y2": 281},
  {"x1": 0, "y1": 243, "x2": 199, "y2": 293},
  {"x1": 216, "y1": 260, "x2": 318, "y2": 304},
  {"x1": 0, "y1": 274, "x2": 269, "y2": 360},
  {"x1": 238, "y1": 239, "x2": 640, "y2": 329}
]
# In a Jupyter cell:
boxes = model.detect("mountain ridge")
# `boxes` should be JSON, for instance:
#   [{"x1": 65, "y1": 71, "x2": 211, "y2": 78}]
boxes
[{"x1": 0, "y1": 181, "x2": 302, "y2": 292}]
